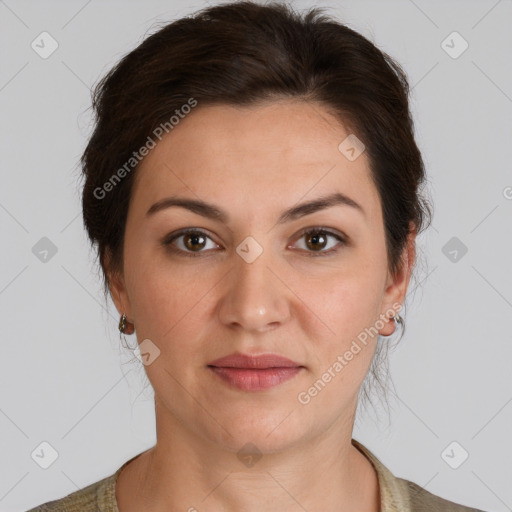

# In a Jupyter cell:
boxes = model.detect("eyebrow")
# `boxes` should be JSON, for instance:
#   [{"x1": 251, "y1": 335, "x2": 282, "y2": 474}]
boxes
[{"x1": 146, "y1": 192, "x2": 365, "y2": 224}]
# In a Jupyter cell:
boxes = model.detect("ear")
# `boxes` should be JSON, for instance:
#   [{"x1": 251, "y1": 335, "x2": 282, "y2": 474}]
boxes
[
  {"x1": 104, "y1": 248, "x2": 133, "y2": 320},
  {"x1": 379, "y1": 223, "x2": 417, "y2": 336}
]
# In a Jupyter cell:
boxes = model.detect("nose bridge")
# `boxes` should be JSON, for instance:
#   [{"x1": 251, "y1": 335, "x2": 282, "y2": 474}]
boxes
[{"x1": 219, "y1": 240, "x2": 289, "y2": 330}]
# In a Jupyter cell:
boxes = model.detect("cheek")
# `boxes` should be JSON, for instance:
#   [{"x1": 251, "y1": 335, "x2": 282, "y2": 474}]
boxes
[
  {"x1": 124, "y1": 248, "x2": 219, "y2": 364},
  {"x1": 303, "y1": 279, "x2": 382, "y2": 407},
  {"x1": 130, "y1": 273, "x2": 196, "y2": 339},
  {"x1": 312, "y1": 261, "x2": 386, "y2": 333},
  {"x1": 123, "y1": 244, "x2": 186, "y2": 333},
  {"x1": 303, "y1": 263, "x2": 385, "y2": 387}
]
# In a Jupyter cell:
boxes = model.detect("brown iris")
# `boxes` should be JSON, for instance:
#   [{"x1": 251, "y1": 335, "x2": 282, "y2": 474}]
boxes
[
  {"x1": 183, "y1": 232, "x2": 207, "y2": 251},
  {"x1": 305, "y1": 231, "x2": 328, "y2": 252}
]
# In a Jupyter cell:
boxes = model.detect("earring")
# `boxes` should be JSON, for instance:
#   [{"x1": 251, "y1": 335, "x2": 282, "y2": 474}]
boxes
[
  {"x1": 118, "y1": 313, "x2": 135, "y2": 335},
  {"x1": 119, "y1": 313, "x2": 138, "y2": 349},
  {"x1": 379, "y1": 313, "x2": 405, "y2": 342}
]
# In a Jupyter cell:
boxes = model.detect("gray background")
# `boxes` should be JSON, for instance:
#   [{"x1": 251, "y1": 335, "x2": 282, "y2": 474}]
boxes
[{"x1": 1, "y1": 0, "x2": 511, "y2": 511}]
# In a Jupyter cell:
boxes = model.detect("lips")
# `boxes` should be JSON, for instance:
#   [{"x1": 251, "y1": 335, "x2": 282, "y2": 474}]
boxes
[
  {"x1": 207, "y1": 352, "x2": 302, "y2": 369},
  {"x1": 207, "y1": 352, "x2": 304, "y2": 391}
]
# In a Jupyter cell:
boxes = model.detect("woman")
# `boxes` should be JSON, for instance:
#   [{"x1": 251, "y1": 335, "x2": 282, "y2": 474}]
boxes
[{"x1": 27, "y1": 1, "x2": 487, "y2": 511}]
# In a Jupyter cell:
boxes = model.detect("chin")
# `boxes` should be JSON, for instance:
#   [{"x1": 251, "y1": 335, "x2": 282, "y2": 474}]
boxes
[{"x1": 205, "y1": 412, "x2": 307, "y2": 456}]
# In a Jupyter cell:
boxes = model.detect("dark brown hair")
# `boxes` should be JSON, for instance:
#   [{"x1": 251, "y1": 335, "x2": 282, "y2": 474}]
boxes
[{"x1": 80, "y1": 1, "x2": 432, "y2": 416}]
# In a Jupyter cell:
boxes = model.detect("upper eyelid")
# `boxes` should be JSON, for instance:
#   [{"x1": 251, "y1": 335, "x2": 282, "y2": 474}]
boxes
[{"x1": 165, "y1": 228, "x2": 221, "y2": 246}]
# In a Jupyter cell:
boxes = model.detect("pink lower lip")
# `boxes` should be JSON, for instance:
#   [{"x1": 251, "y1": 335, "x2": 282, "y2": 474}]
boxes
[{"x1": 209, "y1": 366, "x2": 303, "y2": 391}]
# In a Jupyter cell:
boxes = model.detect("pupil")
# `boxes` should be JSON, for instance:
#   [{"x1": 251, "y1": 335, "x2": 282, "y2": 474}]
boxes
[
  {"x1": 307, "y1": 232, "x2": 326, "y2": 251},
  {"x1": 186, "y1": 233, "x2": 205, "y2": 250}
]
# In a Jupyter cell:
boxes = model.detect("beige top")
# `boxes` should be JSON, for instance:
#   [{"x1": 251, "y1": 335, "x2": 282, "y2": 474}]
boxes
[{"x1": 26, "y1": 439, "x2": 486, "y2": 511}]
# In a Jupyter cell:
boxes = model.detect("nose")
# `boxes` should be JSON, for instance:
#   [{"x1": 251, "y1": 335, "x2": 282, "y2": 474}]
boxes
[{"x1": 217, "y1": 247, "x2": 291, "y2": 333}]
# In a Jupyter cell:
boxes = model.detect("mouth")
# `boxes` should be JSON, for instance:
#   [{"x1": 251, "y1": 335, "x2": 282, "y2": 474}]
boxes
[
  {"x1": 207, "y1": 352, "x2": 304, "y2": 391},
  {"x1": 207, "y1": 366, "x2": 303, "y2": 391}
]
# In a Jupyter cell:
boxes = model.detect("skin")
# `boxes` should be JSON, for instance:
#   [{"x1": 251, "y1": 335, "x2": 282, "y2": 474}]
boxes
[{"x1": 108, "y1": 99, "x2": 416, "y2": 512}]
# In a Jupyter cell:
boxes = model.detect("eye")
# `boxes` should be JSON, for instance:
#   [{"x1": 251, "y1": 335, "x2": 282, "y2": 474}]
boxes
[
  {"x1": 163, "y1": 229, "x2": 220, "y2": 257},
  {"x1": 291, "y1": 227, "x2": 347, "y2": 257},
  {"x1": 162, "y1": 227, "x2": 347, "y2": 258}
]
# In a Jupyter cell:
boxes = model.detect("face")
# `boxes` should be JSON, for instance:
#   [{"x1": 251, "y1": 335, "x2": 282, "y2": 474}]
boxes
[{"x1": 109, "y1": 99, "x2": 414, "y2": 455}]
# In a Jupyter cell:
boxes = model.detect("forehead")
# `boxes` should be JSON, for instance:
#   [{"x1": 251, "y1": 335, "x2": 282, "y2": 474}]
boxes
[{"x1": 130, "y1": 100, "x2": 380, "y2": 224}]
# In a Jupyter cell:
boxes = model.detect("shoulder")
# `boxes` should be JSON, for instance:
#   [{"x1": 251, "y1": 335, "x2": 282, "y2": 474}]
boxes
[
  {"x1": 398, "y1": 477, "x2": 487, "y2": 512},
  {"x1": 25, "y1": 469, "x2": 120, "y2": 512},
  {"x1": 351, "y1": 438, "x2": 488, "y2": 512}
]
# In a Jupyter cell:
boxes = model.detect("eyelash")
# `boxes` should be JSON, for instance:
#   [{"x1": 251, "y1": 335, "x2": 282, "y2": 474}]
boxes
[{"x1": 162, "y1": 227, "x2": 347, "y2": 258}]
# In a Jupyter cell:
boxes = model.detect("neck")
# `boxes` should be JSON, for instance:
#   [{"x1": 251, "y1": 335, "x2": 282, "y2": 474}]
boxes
[{"x1": 116, "y1": 402, "x2": 380, "y2": 512}]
